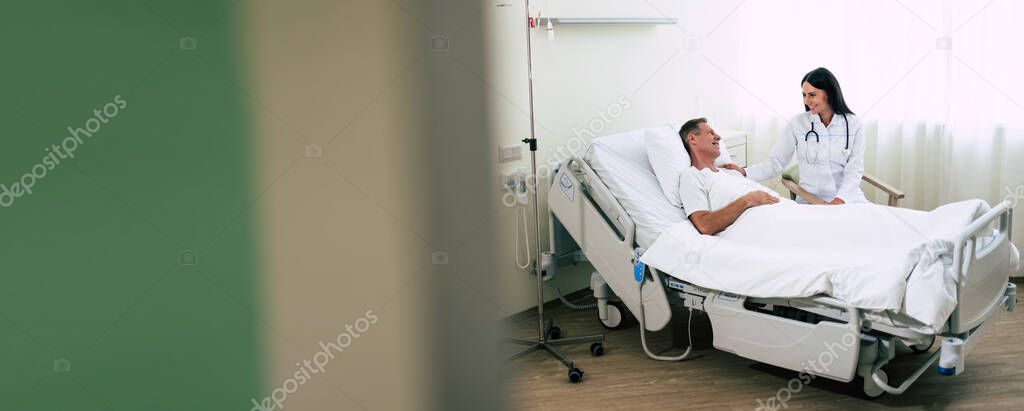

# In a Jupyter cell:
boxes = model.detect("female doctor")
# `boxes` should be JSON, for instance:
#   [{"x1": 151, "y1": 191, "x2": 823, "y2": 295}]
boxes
[{"x1": 725, "y1": 67, "x2": 867, "y2": 204}]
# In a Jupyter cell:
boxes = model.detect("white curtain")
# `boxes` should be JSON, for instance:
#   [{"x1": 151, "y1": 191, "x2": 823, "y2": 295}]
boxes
[{"x1": 682, "y1": 0, "x2": 1024, "y2": 254}]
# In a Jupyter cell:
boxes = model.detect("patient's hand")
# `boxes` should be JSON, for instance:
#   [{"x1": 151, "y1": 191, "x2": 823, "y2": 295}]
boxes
[
  {"x1": 742, "y1": 190, "x2": 779, "y2": 208},
  {"x1": 828, "y1": 198, "x2": 845, "y2": 205},
  {"x1": 691, "y1": 190, "x2": 779, "y2": 235},
  {"x1": 721, "y1": 163, "x2": 746, "y2": 176}
]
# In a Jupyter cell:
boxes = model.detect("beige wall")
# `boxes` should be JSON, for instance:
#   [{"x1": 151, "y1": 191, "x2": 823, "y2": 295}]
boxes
[{"x1": 249, "y1": 0, "x2": 500, "y2": 409}]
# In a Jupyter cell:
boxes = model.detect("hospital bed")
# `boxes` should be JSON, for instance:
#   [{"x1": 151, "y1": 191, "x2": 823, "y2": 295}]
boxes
[{"x1": 546, "y1": 127, "x2": 1020, "y2": 397}]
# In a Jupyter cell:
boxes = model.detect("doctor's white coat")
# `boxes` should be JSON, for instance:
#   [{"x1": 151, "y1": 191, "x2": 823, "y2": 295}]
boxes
[{"x1": 745, "y1": 112, "x2": 867, "y2": 204}]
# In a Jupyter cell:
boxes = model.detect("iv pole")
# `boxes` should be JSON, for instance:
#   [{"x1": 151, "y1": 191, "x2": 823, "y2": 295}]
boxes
[{"x1": 503, "y1": 0, "x2": 605, "y2": 383}]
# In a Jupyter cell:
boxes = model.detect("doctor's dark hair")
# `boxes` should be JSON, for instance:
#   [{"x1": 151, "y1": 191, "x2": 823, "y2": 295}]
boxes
[
  {"x1": 678, "y1": 117, "x2": 706, "y2": 155},
  {"x1": 802, "y1": 67, "x2": 854, "y2": 115}
]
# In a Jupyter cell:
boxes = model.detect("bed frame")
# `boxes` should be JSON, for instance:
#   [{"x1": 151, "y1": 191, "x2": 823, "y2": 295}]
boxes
[{"x1": 547, "y1": 155, "x2": 1018, "y2": 397}]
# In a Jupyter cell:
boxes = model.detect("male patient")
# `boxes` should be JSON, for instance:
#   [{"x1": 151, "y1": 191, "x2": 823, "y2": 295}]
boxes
[{"x1": 677, "y1": 118, "x2": 783, "y2": 235}]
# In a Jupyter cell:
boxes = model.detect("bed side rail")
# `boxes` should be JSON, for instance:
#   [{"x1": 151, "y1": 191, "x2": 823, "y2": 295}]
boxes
[
  {"x1": 565, "y1": 157, "x2": 635, "y2": 245},
  {"x1": 548, "y1": 157, "x2": 671, "y2": 331},
  {"x1": 950, "y1": 200, "x2": 1014, "y2": 333}
]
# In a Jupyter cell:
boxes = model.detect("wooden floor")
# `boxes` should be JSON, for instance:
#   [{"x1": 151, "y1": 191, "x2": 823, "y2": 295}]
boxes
[{"x1": 505, "y1": 279, "x2": 1024, "y2": 410}]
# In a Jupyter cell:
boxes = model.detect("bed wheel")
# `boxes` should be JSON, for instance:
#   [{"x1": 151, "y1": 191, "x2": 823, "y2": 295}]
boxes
[
  {"x1": 547, "y1": 326, "x2": 562, "y2": 340},
  {"x1": 600, "y1": 301, "x2": 633, "y2": 330},
  {"x1": 568, "y1": 367, "x2": 584, "y2": 383},
  {"x1": 862, "y1": 370, "x2": 888, "y2": 399},
  {"x1": 590, "y1": 342, "x2": 604, "y2": 357},
  {"x1": 911, "y1": 336, "x2": 936, "y2": 354}
]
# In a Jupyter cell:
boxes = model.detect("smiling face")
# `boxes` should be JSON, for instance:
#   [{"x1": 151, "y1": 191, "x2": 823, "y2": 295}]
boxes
[
  {"x1": 802, "y1": 81, "x2": 831, "y2": 116},
  {"x1": 686, "y1": 121, "x2": 721, "y2": 159}
]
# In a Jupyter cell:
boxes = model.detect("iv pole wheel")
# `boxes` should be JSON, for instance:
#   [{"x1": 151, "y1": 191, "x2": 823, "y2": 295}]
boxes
[
  {"x1": 544, "y1": 319, "x2": 562, "y2": 340},
  {"x1": 589, "y1": 342, "x2": 604, "y2": 357},
  {"x1": 568, "y1": 367, "x2": 584, "y2": 383}
]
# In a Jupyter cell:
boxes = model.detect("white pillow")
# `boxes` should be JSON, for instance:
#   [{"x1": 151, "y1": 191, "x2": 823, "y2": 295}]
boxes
[
  {"x1": 584, "y1": 129, "x2": 692, "y2": 247},
  {"x1": 644, "y1": 125, "x2": 732, "y2": 207}
]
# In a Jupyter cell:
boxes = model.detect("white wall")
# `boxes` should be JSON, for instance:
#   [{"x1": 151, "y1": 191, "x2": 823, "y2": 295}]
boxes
[{"x1": 482, "y1": 0, "x2": 685, "y2": 314}]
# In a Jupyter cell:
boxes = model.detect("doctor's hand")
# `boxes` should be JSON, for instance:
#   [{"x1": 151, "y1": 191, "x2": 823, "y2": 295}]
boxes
[
  {"x1": 741, "y1": 191, "x2": 779, "y2": 209},
  {"x1": 828, "y1": 198, "x2": 845, "y2": 205},
  {"x1": 721, "y1": 163, "x2": 746, "y2": 176}
]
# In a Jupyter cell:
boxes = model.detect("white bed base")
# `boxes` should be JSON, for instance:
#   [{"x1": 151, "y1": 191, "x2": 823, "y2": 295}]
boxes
[{"x1": 548, "y1": 156, "x2": 1018, "y2": 397}]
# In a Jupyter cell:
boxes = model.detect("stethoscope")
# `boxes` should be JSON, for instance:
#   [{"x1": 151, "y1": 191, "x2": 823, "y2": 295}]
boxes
[{"x1": 803, "y1": 113, "x2": 850, "y2": 164}]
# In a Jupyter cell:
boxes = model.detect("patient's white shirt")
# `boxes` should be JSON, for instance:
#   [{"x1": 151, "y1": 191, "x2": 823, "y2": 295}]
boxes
[{"x1": 678, "y1": 166, "x2": 784, "y2": 216}]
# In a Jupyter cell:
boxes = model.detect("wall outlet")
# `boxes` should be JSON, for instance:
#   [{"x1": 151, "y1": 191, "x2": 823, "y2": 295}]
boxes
[{"x1": 501, "y1": 172, "x2": 517, "y2": 191}]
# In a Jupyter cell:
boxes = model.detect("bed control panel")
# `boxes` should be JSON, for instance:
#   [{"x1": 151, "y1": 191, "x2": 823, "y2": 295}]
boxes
[{"x1": 665, "y1": 279, "x2": 708, "y2": 310}]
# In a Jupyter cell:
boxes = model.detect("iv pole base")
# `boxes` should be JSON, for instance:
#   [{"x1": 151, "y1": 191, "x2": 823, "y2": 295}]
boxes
[{"x1": 504, "y1": 320, "x2": 605, "y2": 383}]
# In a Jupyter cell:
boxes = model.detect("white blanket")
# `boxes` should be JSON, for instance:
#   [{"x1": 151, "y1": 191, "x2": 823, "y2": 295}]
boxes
[{"x1": 640, "y1": 199, "x2": 990, "y2": 332}]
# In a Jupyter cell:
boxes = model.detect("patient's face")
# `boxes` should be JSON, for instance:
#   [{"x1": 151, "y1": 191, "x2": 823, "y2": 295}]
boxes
[{"x1": 689, "y1": 122, "x2": 721, "y2": 158}]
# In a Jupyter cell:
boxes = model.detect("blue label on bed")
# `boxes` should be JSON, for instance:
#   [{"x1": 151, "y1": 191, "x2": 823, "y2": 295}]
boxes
[{"x1": 634, "y1": 261, "x2": 645, "y2": 282}]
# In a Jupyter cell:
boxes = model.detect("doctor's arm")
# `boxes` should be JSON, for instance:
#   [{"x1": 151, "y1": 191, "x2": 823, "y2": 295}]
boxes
[
  {"x1": 688, "y1": 191, "x2": 779, "y2": 235},
  {"x1": 742, "y1": 125, "x2": 797, "y2": 181},
  {"x1": 833, "y1": 124, "x2": 866, "y2": 204}
]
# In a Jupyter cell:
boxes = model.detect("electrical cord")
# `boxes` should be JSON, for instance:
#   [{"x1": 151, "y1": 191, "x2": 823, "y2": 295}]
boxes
[
  {"x1": 514, "y1": 205, "x2": 531, "y2": 270},
  {"x1": 555, "y1": 286, "x2": 597, "y2": 310},
  {"x1": 638, "y1": 276, "x2": 693, "y2": 361}
]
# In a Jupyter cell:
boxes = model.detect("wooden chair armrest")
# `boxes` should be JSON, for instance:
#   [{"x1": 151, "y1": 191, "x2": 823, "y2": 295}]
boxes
[
  {"x1": 861, "y1": 173, "x2": 904, "y2": 197},
  {"x1": 781, "y1": 178, "x2": 825, "y2": 205},
  {"x1": 862, "y1": 173, "x2": 905, "y2": 207}
]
